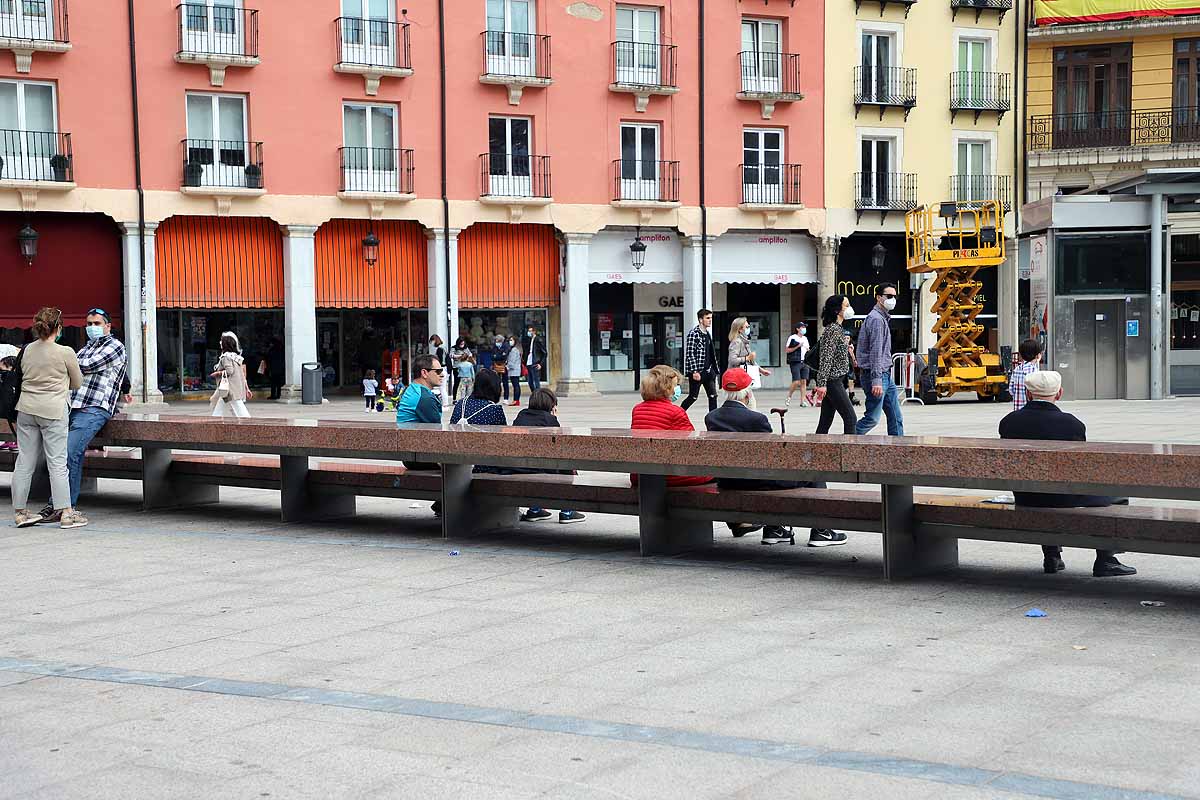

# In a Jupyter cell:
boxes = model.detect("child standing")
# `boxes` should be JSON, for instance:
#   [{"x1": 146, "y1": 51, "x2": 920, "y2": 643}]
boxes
[
  {"x1": 455, "y1": 359, "x2": 476, "y2": 402},
  {"x1": 1009, "y1": 338, "x2": 1043, "y2": 411},
  {"x1": 362, "y1": 369, "x2": 379, "y2": 412}
]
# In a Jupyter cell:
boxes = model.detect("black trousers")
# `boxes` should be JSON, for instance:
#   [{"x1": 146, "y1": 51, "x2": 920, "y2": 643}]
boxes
[
  {"x1": 1042, "y1": 546, "x2": 1118, "y2": 562},
  {"x1": 681, "y1": 372, "x2": 718, "y2": 412},
  {"x1": 815, "y1": 379, "x2": 857, "y2": 435}
]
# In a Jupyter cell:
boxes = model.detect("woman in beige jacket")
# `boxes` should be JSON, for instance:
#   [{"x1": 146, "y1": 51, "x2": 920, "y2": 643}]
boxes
[
  {"x1": 12, "y1": 307, "x2": 86, "y2": 529},
  {"x1": 209, "y1": 331, "x2": 252, "y2": 418}
]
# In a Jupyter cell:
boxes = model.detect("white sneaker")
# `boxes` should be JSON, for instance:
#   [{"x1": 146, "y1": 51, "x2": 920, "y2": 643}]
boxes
[{"x1": 60, "y1": 510, "x2": 89, "y2": 529}]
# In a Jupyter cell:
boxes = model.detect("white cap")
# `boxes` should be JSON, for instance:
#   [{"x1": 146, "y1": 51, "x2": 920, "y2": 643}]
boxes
[{"x1": 1024, "y1": 370, "x2": 1062, "y2": 398}]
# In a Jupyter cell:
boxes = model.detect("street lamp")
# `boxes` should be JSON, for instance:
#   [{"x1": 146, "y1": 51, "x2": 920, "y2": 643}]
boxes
[
  {"x1": 362, "y1": 230, "x2": 380, "y2": 268},
  {"x1": 870, "y1": 241, "x2": 887, "y2": 275},
  {"x1": 630, "y1": 228, "x2": 647, "y2": 271},
  {"x1": 17, "y1": 223, "x2": 38, "y2": 267}
]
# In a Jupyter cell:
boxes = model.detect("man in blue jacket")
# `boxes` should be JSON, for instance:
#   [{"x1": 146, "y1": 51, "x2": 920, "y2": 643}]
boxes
[
  {"x1": 855, "y1": 282, "x2": 904, "y2": 436},
  {"x1": 396, "y1": 353, "x2": 444, "y2": 516}
]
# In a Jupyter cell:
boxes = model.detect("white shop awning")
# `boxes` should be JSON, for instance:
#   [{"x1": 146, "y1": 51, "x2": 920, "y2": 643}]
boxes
[{"x1": 711, "y1": 232, "x2": 816, "y2": 284}]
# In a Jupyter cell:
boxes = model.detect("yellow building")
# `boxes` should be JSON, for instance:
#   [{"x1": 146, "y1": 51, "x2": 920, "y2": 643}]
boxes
[{"x1": 824, "y1": 0, "x2": 1021, "y2": 353}]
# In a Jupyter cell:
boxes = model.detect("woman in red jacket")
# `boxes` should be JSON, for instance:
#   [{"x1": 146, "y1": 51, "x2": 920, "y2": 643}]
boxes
[{"x1": 630, "y1": 364, "x2": 713, "y2": 487}]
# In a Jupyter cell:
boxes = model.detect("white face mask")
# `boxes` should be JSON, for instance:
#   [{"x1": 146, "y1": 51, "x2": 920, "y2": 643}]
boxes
[
  {"x1": 843, "y1": 305, "x2": 856, "y2": 321},
  {"x1": 798, "y1": 328, "x2": 807, "y2": 336},
  {"x1": 85, "y1": 325, "x2": 106, "y2": 341},
  {"x1": 882, "y1": 297, "x2": 897, "y2": 311}
]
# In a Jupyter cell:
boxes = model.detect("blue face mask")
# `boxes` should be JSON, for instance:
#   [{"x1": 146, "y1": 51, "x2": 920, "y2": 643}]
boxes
[
  {"x1": 672, "y1": 384, "x2": 683, "y2": 401},
  {"x1": 85, "y1": 325, "x2": 105, "y2": 341}
]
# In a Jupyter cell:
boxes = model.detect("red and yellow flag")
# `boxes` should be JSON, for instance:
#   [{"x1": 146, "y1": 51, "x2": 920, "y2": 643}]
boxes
[{"x1": 1035, "y1": 0, "x2": 1200, "y2": 24}]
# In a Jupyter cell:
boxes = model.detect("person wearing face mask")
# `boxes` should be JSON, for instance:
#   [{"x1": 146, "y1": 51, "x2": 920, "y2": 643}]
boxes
[
  {"x1": 813, "y1": 295, "x2": 858, "y2": 435},
  {"x1": 785, "y1": 321, "x2": 812, "y2": 407},
  {"x1": 854, "y1": 283, "x2": 904, "y2": 436},
  {"x1": 522, "y1": 325, "x2": 547, "y2": 393},
  {"x1": 629, "y1": 364, "x2": 712, "y2": 487},
  {"x1": 505, "y1": 335, "x2": 523, "y2": 406}
]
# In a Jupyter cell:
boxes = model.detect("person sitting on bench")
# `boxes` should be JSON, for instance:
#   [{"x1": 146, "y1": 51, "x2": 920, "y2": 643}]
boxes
[
  {"x1": 396, "y1": 353, "x2": 444, "y2": 517},
  {"x1": 998, "y1": 370, "x2": 1136, "y2": 578},
  {"x1": 703, "y1": 367, "x2": 847, "y2": 548}
]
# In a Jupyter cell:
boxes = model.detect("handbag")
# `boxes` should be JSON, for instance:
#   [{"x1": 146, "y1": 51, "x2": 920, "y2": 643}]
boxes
[
  {"x1": 745, "y1": 362, "x2": 762, "y2": 389},
  {"x1": 0, "y1": 346, "x2": 24, "y2": 426},
  {"x1": 804, "y1": 340, "x2": 821, "y2": 372},
  {"x1": 217, "y1": 373, "x2": 231, "y2": 400},
  {"x1": 257, "y1": 359, "x2": 267, "y2": 375}
]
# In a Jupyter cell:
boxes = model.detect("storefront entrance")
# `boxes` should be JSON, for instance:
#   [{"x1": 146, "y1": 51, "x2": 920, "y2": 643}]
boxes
[
  {"x1": 314, "y1": 308, "x2": 429, "y2": 391},
  {"x1": 636, "y1": 311, "x2": 684, "y2": 378}
]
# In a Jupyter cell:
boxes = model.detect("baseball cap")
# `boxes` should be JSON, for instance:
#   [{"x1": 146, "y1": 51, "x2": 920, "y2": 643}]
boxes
[{"x1": 721, "y1": 368, "x2": 752, "y2": 392}]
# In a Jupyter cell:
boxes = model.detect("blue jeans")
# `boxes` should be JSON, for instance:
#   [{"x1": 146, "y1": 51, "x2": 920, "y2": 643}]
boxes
[
  {"x1": 67, "y1": 406, "x2": 112, "y2": 506},
  {"x1": 855, "y1": 372, "x2": 904, "y2": 436},
  {"x1": 527, "y1": 364, "x2": 541, "y2": 392}
]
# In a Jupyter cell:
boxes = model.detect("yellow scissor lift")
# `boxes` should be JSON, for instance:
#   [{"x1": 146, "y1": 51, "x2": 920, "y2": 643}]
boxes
[{"x1": 905, "y1": 199, "x2": 1008, "y2": 403}]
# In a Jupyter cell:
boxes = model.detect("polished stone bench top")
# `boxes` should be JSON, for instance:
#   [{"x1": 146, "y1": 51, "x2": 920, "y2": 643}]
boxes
[{"x1": 81, "y1": 414, "x2": 1200, "y2": 500}]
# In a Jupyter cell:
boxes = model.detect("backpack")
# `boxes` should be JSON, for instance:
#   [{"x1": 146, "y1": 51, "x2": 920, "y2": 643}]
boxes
[
  {"x1": 803, "y1": 339, "x2": 821, "y2": 372},
  {"x1": 0, "y1": 346, "x2": 24, "y2": 426}
]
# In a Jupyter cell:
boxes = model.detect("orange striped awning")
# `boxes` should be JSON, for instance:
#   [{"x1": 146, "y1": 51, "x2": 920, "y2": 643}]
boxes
[
  {"x1": 316, "y1": 219, "x2": 428, "y2": 308},
  {"x1": 156, "y1": 216, "x2": 284, "y2": 308},
  {"x1": 458, "y1": 223, "x2": 560, "y2": 309}
]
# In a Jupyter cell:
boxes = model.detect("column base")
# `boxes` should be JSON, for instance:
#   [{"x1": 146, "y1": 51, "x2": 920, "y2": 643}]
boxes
[
  {"x1": 553, "y1": 378, "x2": 600, "y2": 397},
  {"x1": 276, "y1": 385, "x2": 329, "y2": 405},
  {"x1": 124, "y1": 400, "x2": 171, "y2": 414}
]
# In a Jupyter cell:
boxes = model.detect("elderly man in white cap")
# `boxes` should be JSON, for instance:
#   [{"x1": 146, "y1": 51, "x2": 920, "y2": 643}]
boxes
[{"x1": 998, "y1": 370, "x2": 1136, "y2": 578}]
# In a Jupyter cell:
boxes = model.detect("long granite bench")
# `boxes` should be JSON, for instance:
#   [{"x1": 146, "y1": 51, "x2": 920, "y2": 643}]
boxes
[{"x1": 3, "y1": 415, "x2": 1200, "y2": 578}]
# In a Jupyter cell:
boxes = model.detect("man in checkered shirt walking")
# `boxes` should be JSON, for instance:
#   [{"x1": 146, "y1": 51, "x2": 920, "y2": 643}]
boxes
[
  {"x1": 681, "y1": 309, "x2": 719, "y2": 412},
  {"x1": 1009, "y1": 338, "x2": 1044, "y2": 411},
  {"x1": 36, "y1": 308, "x2": 131, "y2": 524}
]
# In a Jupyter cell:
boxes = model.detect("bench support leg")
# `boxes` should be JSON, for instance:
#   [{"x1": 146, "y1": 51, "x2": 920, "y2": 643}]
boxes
[
  {"x1": 281, "y1": 455, "x2": 355, "y2": 523},
  {"x1": 441, "y1": 464, "x2": 517, "y2": 539},
  {"x1": 882, "y1": 484, "x2": 958, "y2": 579},
  {"x1": 142, "y1": 447, "x2": 219, "y2": 511},
  {"x1": 638, "y1": 474, "x2": 713, "y2": 556}
]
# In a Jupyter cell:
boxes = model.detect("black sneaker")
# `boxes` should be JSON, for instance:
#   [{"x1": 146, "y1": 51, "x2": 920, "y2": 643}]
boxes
[
  {"x1": 521, "y1": 508, "x2": 553, "y2": 522},
  {"x1": 729, "y1": 523, "x2": 762, "y2": 538},
  {"x1": 36, "y1": 505, "x2": 61, "y2": 525},
  {"x1": 558, "y1": 511, "x2": 586, "y2": 525},
  {"x1": 761, "y1": 526, "x2": 794, "y2": 545},
  {"x1": 808, "y1": 528, "x2": 847, "y2": 547}
]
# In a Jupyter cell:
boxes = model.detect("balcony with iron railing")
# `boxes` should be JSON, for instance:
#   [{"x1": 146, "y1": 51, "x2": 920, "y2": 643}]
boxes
[
  {"x1": 950, "y1": 0, "x2": 1013, "y2": 22},
  {"x1": 854, "y1": 0, "x2": 918, "y2": 18},
  {"x1": 479, "y1": 31, "x2": 552, "y2": 105},
  {"x1": 339, "y1": 146, "x2": 414, "y2": 198},
  {"x1": 611, "y1": 158, "x2": 681, "y2": 206},
  {"x1": 0, "y1": 130, "x2": 74, "y2": 192},
  {"x1": 736, "y1": 51, "x2": 803, "y2": 119},
  {"x1": 609, "y1": 41, "x2": 679, "y2": 112},
  {"x1": 1026, "y1": 108, "x2": 1200, "y2": 154},
  {"x1": 854, "y1": 172, "x2": 918, "y2": 220},
  {"x1": 181, "y1": 139, "x2": 264, "y2": 199},
  {"x1": 479, "y1": 152, "x2": 551, "y2": 220},
  {"x1": 0, "y1": 0, "x2": 70, "y2": 73},
  {"x1": 854, "y1": 66, "x2": 918, "y2": 120},
  {"x1": 334, "y1": 17, "x2": 411, "y2": 95},
  {"x1": 950, "y1": 174, "x2": 1012, "y2": 212},
  {"x1": 739, "y1": 163, "x2": 803, "y2": 206},
  {"x1": 176, "y1": 3, "x2": 260, "y2": 86},
  {"x1": 949, "y1": 71, "x2": 1011, "y2": 121}
]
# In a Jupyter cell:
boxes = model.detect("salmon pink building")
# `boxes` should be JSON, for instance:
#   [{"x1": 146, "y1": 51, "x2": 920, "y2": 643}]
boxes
[{"x1": 0, "y1": 0, "x2": 824, "y2": 399}]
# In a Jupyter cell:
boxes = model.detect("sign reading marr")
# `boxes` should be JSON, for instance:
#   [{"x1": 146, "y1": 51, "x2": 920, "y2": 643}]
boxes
[{"x1": 1034, "y1": 0, "x2": 1200, "y2": 25}]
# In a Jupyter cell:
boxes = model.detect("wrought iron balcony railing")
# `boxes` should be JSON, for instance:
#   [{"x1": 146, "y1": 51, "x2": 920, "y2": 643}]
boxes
[
  {"x1": 336, "y1": 17, "x2": 409, "y2": 70},
  {"x1": 740, "y1": 163, "x2": 802, "y2": 205},
  {"x1": 950, "y1": 0, "x2": 1013, "y2": 21},
  {"x1": 949, "y1": 71, "x2": 1011, "y2": 114},
  {"x1": 177, "y1": 3, "x2": 258, "y2": 59},
  {"x1": 482, "y1": 31, "x2": 550, "y2": 80},
  {"x1": 738, "y1": 51, "x2": 802, "y2": 97},
  {"x1": 340, "y1": 147, "x2": 413, "y2": 195},
  {"x1": 0, "y1": 130, "x2": 72, "y2": 182},
  {"x1": 855, "y1": 172, "x2": 918, "y2": 211},
  {"x1": 1027, "y1": 107, "x2": 1200, "y2": 151},
  {"x1": 182, "y1": 139, "x2": 264, "y2": 189},
  {"x1": 950, "y1": 174, "x2": 1012, "y2": 212},
  {"x1": 479, "y1": 152, "x2": 551, "y2": 199},
  {"x1": 854, "y1": 66, "x2": 917, "y2": 108},
  {"x1": 611, "y1": 159, "x2": 681, "y2": 203},
  {"x1": 0, "y1": 0, "x2": 69, "y2": 43},
  {"x1": 612, "y1": 41, "x2": 677, "y2": 88}
]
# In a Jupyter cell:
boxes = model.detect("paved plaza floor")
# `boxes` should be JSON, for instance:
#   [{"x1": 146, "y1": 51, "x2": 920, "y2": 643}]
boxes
[{"x1": 2, "y1": 393, "x2": 1200, "y2": 799}]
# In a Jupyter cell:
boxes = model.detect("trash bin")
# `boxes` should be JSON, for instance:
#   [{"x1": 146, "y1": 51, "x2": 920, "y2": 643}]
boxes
[{"x1": 301, "y1": 362, "x2": 323, "y2": 405}]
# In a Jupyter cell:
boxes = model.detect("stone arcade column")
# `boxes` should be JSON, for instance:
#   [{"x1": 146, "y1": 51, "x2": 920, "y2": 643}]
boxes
[
  {"x1": 816, "y1": 235, "x2": 838, "y2": 331},
  {"x1": 682, "y1": 235, "x2": 713, "y2": 326},
  {"x1": 119, "y1": 221, "x2": 164, "y2": 407},
  {"x1": 426, "y1": 228, "x2": 460, "y2": 364},
  {"x1": 281, "y1": 225, "x2": 318, "y2": 402},
  {"x1": 556, "y1": 233, "x2": 599, "y2": 396}
]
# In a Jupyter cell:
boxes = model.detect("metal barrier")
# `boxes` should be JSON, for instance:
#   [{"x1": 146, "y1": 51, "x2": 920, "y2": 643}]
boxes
[{"x1": 892, "y1": 352, "x2": 925, "y2": 405}]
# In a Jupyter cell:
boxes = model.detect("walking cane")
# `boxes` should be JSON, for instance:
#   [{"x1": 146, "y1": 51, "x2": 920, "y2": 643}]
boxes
[{"x1": 769, "y1": 407, "x2": 788, "y2": 435}]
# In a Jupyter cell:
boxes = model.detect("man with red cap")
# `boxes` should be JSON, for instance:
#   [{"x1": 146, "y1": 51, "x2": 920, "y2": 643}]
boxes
[{"x1": 704, "y1": 367, "x2": 846, "y2": 547}]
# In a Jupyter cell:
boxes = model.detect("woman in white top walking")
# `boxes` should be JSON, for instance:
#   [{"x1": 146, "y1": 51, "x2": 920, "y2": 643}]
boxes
[
  {"x1": 785, "y1": 321, "x2": 812, "y2": 406},
  {"x1": 210, "y1": 332, "x2": 252, "y2": 418}
]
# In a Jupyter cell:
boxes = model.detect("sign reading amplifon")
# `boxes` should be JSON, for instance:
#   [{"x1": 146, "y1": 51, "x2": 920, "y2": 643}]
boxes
[{"x1": 1034, "y1": 0, "x2": 1200, "y2": 25}]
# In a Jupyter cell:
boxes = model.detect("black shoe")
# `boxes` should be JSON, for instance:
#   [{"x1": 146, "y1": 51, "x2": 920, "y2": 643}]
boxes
[
  {"x1": 558, "y1": 511, "x2": 586, "y2": 525},
  {"x1": 729, "y1": 523, "x2": 762, "y2": 538},
  {"x1": 1043, "y1": 557, "x2": 1066, "y2": 574},
  {"x1": 431, "y1": 500, "x2": 442, "y2": 519},
  {"x1": 36, "y1": 505, "x2": 61, "y2": 525},
  {"x1": 520, "y1": 508, "x2": 553, "y2": 522},
  {"x1": 1093, "y1": 559, "x2": 1137, "y2": 578},
  {"x1": 808, "y1": 528, "x2": 847, "y2": 547},
  {"x1": 761, "y1": 526, "x2": 794, "y2": 545}
]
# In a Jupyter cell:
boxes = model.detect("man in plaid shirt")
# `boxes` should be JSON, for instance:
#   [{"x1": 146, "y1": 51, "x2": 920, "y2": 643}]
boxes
[
  {"x1": 681, "y1": 309, "x2": 719, "y2": 412},
  {"x1": 36, "y1": 308, "x2": 131, "y2": 523},
  {"x1": 1009, "y1": 338, "x2": 1044, "y2": 411}
]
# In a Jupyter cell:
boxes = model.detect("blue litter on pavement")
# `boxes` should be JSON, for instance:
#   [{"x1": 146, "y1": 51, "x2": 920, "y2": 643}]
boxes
[{"x1": 1025, "y1": 608, "x2": 1047, "y2": 618}]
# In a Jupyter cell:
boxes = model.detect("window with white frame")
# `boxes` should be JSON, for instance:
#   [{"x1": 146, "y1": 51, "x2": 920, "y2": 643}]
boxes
[
  {"x1": 618, "y1": 122, "x2": 661, "y2": 201},
  {"x1": 955, "y1": 36, "x2": 993, "y2": 108},
  {"x1": 181, "y1": 0, "x2": 245, "y2": 57},
  {"x1": 343, "y1": 102, "x2": 398, "y2": 192},
  {"x1": 954, "y1": 137, "x2": 993, "y2": 203},
  {"x1": 860, "y1": 29, "x2": 897, "y2": 103},
  {"x1": 185, "y1": 92, "x2": 249, "y2": 186},
  {"x1": 0, "y1": 79, "x2": 59, "y2": 181},
  {"x1": 742, "y1": 128, "x2": 784, "y2": 203},
  {"x1": 0, "y1": 0, "x2": 56, "y2": 41},
  {"x1": 341, "y1": 0, "x2": 395, "y2": 66},
  {"x1": 859, "y1": 135, "x2": 896, "y2": 207},
  {"x1": 486, "y1": 115, "x2": 532, "y2": 196},
  {"x1": 615, "y1": 5, "x2": 660, "y2": 85},
  {"x1": 740, "y1": 18, "x2": 782, "y2": 93},
  {"x1": 486, "y1": 0, "x2": 537, "y2": 77}
]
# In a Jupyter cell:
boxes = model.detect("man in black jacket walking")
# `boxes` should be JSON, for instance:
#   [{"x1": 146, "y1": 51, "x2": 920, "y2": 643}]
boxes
[
  {"x1": 704, "y1": 368, "x2": 846, "y2": 547},
  {"x1": 998, "y1": 370, "x2": 1136, "y2": 577},
  {"x1": 521, "y1": 325, "x2": 547, "y2": 392},
  {"x1": 681, "y1": 309, "x2": 719, "y2": 412}
]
